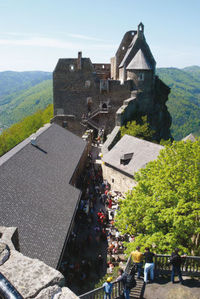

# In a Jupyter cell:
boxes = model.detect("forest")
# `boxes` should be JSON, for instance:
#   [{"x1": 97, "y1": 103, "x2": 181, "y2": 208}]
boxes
[{"x1": 157, "y1": 66, "x2": 200, "y2": 140}]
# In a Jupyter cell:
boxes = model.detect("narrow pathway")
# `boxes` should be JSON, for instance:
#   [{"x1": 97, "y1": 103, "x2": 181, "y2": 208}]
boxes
[{"x1": 130, "y1": 278, "x2": 145, "y2": 299}]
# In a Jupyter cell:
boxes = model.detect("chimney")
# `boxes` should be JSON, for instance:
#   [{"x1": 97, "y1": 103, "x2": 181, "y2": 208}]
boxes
[
  {"x1": 137, "y1": 22, "x2": 144, "y2": 38},
  {"x1": 77, "y1": 51, "x2": 82, "y2": 70}
]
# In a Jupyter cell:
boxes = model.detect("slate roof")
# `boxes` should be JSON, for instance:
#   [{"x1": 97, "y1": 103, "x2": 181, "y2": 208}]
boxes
[
  {"x1": 126, "y1": 49, "x2": 152, "y2": 70},
  {"x1": 0, "y1": 124, "x2": 86, "y2": 268},
  {"x1": 103, "y1": 135, "x2": 163, "y2": 177},
  {"x1": 119, "y1": 30, "x2": 156, "y2": 70}
]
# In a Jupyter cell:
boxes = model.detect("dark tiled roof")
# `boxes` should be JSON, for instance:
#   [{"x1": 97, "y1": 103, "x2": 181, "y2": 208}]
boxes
[
  {"x1": 103, "y1": 135, "x2": 163, "y2": 177},
  {"x1": 126, "y1": 49, "x2": 152, "y2": 70},
  {"x1": 0, "y1": 124, "x2": 86, "y2": 268}
]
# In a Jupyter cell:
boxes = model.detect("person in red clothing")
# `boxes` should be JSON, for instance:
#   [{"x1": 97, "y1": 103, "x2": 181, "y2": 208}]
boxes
[{"x1": 108, "y1": 198, "x2": 112, "y2": 209}]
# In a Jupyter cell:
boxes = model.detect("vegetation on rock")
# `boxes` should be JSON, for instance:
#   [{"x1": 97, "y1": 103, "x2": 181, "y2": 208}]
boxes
[
  {"x1": 115, "y1": 139, "x2": 200, "y2": 255},
  {"x1": 120, "y1": 116, "x2": 155, "y2": 142}
]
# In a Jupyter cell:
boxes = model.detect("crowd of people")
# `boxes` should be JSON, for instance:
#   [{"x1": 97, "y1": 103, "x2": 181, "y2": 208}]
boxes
[
  {"x1": 59, "y1": 142, "x2": 187, "y2": 297},
  {"x1": 59, "y1": 148, "x2": 129, "y2": 294}
]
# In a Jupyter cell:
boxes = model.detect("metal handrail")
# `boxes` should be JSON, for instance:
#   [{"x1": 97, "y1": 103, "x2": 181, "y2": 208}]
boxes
[
  {"x1": 79, "y1": 254, "x2": 133, "y2": 299},
  {"x1": 79, "y1": 280, "x2": 122, "y2": 299},
  {"x1": 79, "y1": 253, "x2": 200, "y2": 298},
  {"x1": 0, "y1": 273, "x2": 23, "y2": 299},
  {"x1": 155, "y1": 254, "x2": 200, "y2": 277}
]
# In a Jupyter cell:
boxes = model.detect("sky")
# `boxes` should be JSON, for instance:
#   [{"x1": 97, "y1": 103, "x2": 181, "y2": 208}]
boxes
[{"x1": 0, "y1": 0, "x2": 199, "y2": 71}]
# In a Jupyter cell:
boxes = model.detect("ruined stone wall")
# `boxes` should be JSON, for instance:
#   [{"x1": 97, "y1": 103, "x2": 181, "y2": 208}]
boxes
[
  {"x1": 102, "y1": 163, "x2": 136, "y2": 194},
  {"x1": 127, "y1": 70, "x2": 154, "y2": 92},
  {"x1": 53, "y1": 60, "x2": 132, "y2": 135},
  {"x1": 112, "y1": 30, "x2": 136, "y2": 80},
  {"x1": 110, "y1": 57, "x2": 116, "y2": 79}
]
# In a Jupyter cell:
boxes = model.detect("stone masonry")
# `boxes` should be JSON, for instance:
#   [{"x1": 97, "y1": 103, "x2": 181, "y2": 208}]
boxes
[
  {"x1": 53, "y1": 23, "x2": 172, "y2": 141},
  {"x1": 0, "y1": 226, "x2": 79, "y2": 299}
]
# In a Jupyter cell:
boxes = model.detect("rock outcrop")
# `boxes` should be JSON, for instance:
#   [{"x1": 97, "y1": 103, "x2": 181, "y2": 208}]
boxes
[{"x1": 0, "y1": 227, "x2": 79, "y2": 299}]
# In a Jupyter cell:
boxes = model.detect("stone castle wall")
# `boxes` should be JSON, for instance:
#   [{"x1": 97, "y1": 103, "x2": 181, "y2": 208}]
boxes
[{"x1": 53, "y1": 60, "x2": 132, "y2": 135}]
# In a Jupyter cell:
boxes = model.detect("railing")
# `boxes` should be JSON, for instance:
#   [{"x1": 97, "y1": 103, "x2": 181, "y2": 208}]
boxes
[
  {"x1": 83, "y1": 108, "x2": 109, "y2": 121},
  {"x1": 0, "y1": 273, "x2": 23, "y2": 299},
  {"x1": 79, "y1": 254, "x2": 200, "y2": 299},
  {"x1": 79, "y1": 280, "x2": 123, "y2": 299},
  {"x1": 155, "y1": 254, "x2": 200, "y2": 277},
  {"x1": 79, "y1": 254, "x2": 131, "y2": 299},
  {"x1": 87, "y1": 119, "x2": 101, "y2": 130}
]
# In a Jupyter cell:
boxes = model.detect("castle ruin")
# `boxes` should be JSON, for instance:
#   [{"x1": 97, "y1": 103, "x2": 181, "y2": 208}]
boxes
[{"x1": 53, "y1": 23, "x2": 172, "y2": 141}]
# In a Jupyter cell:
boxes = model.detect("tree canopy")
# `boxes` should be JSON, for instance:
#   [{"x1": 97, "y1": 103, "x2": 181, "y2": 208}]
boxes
[
  {"x1": 115, "y1": 140, "x2": 200, "y2": 255},
  {"x1": 120, "y1": 116, "x2": 155, "y2": 142}
]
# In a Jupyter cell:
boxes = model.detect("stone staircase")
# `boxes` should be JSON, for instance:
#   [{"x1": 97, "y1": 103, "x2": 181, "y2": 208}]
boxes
[
  {"x1": 130, "y1": 278, "x2": 145, "y2": 299},
  {"x1": 81, "y1": 108, "x2": 108, "y2": 131}
]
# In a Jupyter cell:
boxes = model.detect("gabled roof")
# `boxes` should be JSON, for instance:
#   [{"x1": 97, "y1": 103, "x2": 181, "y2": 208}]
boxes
[
  {"x1": 126, "y1": 49, "x2": 152, "y2": 70},
  {"x1": 119, "y1": 30, "x2": 156, "y2": 70},
  {"x1": 103, "y1": 135, "x2": 163, "y2": 177},
  {"x1": 0, "y1": 124, "x2": 86, "y2": 268}
]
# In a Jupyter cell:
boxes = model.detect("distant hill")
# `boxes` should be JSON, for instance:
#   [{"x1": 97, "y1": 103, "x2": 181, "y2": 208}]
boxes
[
  {"x1": 157, "y1": 66, "x2": 200, "y2": 140},
  {"x1": 183, "y1": 65, "x2": 200, "y2": 81}
]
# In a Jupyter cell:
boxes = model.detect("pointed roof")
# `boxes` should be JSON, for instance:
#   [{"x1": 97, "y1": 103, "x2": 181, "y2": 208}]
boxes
[{"x1": 126, "y1": 49, "x2": 152, "y2": 70}]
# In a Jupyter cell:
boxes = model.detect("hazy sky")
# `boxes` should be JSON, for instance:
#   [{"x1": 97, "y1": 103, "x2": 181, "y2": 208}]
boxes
[{"x1": 0, "y1": 0, "x2": 199, "y2": 71}]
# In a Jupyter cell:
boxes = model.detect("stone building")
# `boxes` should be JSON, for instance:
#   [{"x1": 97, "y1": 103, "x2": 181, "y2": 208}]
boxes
[
  {"x1": 0, "y1": 124, "x2": 88, "y2": 269},
  {"x1": 53, "y1": 23, "x2": 172, "y2": 141},
  {"x1": 102, "y1": 135, "x2": 163, "y2": 194}
]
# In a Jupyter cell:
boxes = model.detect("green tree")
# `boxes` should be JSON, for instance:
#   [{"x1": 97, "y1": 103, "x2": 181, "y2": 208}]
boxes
[
  {"x1": 120, "y1": 116, "x2": 155, "y2": 142},
  {"x1": 115, "y1": 140, "x2": 200, "y2": 255}
]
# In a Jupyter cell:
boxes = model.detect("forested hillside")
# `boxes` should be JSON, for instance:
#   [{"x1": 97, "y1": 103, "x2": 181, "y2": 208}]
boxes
[
  {"x1": 0, "y1": 104, "x2": 53, "y2": 157},
  {"x1": 157, "y1": 66, "x2": 200, "y2": 140},
  {"x1": 0, "y1": 71, "x2": 53, "y2": 132},
  {"x1": 0, "y1": 80, "x2": 53, "y2": 130},
  {"x1": 0, "y1": 71, "x2": 51, "y2": 103}
]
